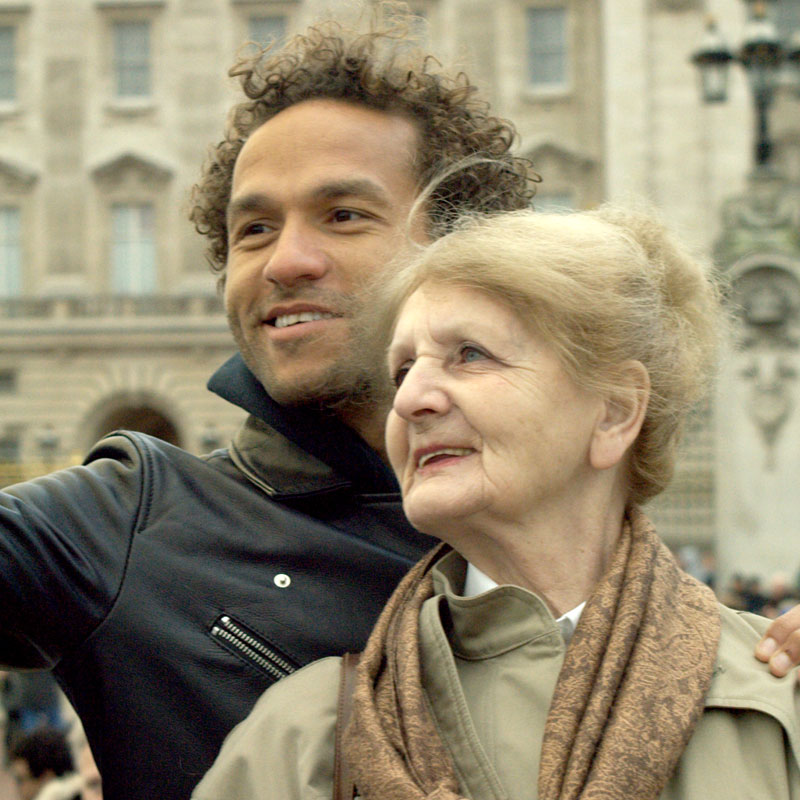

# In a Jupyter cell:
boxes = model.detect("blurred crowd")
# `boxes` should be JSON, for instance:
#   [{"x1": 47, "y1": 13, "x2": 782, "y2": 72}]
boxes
[
  {"x1": 0, "y1": 671, "x2": 101, "y2": 800},
  {"x1": 675, "y1": 545, "x2": 800, "y2": 619}
]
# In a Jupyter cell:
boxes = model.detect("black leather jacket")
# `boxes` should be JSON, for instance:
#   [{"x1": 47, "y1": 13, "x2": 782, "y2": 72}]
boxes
[{"x1": 0, "y1": 355, "x2": 433, "y2": 800}]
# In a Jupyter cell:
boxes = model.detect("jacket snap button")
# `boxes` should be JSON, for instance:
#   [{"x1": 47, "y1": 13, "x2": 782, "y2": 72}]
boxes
[{"x1": 274, "y1": 573, "x2": 291, "y2": 588}]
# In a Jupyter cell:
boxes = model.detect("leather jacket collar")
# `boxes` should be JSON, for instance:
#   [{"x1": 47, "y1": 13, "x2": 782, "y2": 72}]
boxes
[{"x1": 208, "y1": 354, "x2": 400, "y2": 497}]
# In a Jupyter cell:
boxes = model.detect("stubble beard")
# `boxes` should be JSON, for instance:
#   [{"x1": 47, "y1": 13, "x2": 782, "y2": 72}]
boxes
[{"x1": 228, "y1": 310, "x2": 388, "y2": 417}]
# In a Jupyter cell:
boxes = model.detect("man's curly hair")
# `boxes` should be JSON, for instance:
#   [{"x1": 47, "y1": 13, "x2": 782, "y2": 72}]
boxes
[{"x1": 190, "y1": 8, "x2": 537, "y2": 274}]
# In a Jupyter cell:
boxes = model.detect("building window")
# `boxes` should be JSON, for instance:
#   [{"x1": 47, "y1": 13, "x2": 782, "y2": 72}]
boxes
[
  {"x1": 0, "y1": 26, "x2": 14, "y2": 101},
  {"x1": 248, "y1": 15, "x2": 286, "y2": 47},
  {"x1": 0, "y1": 433, "x2": 19, "y2": 463},
  {"x1": 533, "y1": 191, "x2": 575, "y2": 213},
  {"x1": 111, "y1": 203, "x2": 156, "y2": 295},
  {"x1": 113, "y1": 20, "x2": 150, "y2": 98},
  {"x1": 0, "y1": 206, "x2": 21, "y2": 297},
  {"x1": 0, "y1": 369, "x2": 16, "y2": 393},
  {"x1": 526, "y1": 6, "x2": 567, "y2": 89},
  {"x1": 393, "y1": 6, "x2": 429, "y2": 47}
]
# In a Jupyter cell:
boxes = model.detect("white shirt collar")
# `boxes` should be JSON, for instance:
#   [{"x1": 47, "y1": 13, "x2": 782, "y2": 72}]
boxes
[{"x1": 463, "y1": 562, "x2": 586, "y2": 644}]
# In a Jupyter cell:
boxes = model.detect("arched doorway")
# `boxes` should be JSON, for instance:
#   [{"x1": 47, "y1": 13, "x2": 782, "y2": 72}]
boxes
[{"x1": 91, "y1": 403, "x2": 182, "y2": 448}]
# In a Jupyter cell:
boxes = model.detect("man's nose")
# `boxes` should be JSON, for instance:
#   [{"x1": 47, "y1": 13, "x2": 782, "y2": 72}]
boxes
[
  {"x1": 392, "y1": 360, "x2": 451, "y2": 421},
  {"x1": 262, "y1": 222, "x2": 330, "y2": 286}
]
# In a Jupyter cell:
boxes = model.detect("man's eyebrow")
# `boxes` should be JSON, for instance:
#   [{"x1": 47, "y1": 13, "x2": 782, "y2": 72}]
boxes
[
  {"x1": 226, "y1": 193, "x2": 277, "y2": 224},
  {"x1": 310, "y1": 178, "x2": 393, "y2": 207},
  {"x1": 226, "y1": 179, "x2": 395, "y2": 224}
]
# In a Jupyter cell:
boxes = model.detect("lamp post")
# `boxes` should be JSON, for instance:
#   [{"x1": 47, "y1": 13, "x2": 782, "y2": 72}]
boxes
[{"x1": 692, "y1": 1, "x2": 800, "y2": 170}]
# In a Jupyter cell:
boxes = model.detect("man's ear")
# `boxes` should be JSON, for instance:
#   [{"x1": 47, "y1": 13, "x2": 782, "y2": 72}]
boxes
[{"x1": 590, "y1": 361, "x2": 650, "y2": 471}]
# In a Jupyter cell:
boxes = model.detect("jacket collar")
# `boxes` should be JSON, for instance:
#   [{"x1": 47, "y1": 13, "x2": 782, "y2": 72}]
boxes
[{"x1": 208, "y1": 354, "x2": 400, "y2": 496}]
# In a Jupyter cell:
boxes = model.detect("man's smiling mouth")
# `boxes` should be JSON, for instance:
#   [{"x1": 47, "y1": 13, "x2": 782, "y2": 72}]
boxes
[{"x1": 270, "y1": 311, "x2": 338, "y2": 329}]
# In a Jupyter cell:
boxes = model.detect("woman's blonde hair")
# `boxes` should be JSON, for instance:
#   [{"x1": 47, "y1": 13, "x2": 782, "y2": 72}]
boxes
[{"x1": 370, "y1": 205, "x2": 725, "y2": 504}]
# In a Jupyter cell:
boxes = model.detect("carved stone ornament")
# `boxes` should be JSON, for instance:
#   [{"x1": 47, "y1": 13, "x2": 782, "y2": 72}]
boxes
[
  {"x1": 735, "y1": 266, "x2": 800, "y2": 350},
  {"x1": 740, "y1": 352, "x2": 797, "y2": 470},
  {"x1": 90, "y1": 151, "x2": 174, "y2": 190},
  {"x1": 714, "y1": 164, "x2": 800, "y2": 470},
  {"x1": 715, "y1": 170, "x2": 800, "y2": 267},
  {"x1": 731, "y1": 265, "x2": 800, "y2": 469}
]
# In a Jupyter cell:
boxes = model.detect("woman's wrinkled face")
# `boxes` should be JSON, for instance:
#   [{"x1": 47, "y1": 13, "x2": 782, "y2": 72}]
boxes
[{"x1": 385, "y1": 283, "x2": 606, "y2": 535}]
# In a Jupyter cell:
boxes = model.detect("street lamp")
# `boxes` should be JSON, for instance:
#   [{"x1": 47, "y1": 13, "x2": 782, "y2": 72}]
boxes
[
  {"x1": 692, "y1": 1, "x2": 788, "y2": 168},
  {"x1": 692, "y1": 19, "x2": 733, "y2": 103}
]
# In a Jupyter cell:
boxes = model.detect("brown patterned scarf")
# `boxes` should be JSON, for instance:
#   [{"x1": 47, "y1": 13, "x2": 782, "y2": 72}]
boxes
[{"x1": 343, "y1": 507, "x2": 721, "y2": 800}]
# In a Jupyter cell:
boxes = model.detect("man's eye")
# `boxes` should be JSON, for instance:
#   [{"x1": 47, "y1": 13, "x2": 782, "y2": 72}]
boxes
[
  {"x1": 331, "y1": 209, "x2": 363, "y2": 223},
  {"x1": 239, "y1": 222, "x2": 272, "y2": 238}
]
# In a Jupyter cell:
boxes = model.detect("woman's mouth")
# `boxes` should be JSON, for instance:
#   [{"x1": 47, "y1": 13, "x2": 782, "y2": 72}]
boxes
[{"x1": 417, "y1": 447, "x2": 474, "y2": 469}]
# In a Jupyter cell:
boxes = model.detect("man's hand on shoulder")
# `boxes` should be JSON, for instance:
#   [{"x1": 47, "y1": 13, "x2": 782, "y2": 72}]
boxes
[{"x1": 756, "y1": 605, "x2": 800, "y2": 681}]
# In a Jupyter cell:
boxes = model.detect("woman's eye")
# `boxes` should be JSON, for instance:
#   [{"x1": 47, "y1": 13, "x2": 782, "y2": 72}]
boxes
[
  {"x1": 392, "y1": 363, "x2": 411, "y2": 387},
  {"x1": 460, "y1": 345, "x2": 488, "y2": 363}
]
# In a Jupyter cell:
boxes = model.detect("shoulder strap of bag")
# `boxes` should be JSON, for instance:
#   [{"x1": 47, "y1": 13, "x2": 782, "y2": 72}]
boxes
[{"x1": 333, "y1": 652, "x2": 360, "y2": 800}]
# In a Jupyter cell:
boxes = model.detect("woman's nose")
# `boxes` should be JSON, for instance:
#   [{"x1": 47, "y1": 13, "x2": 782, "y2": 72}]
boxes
[
  {"x1": 262, "y1": 222, "x2": 330, "y2": 286},
  {"x1": 392, "y1": 360, "x2": 451, "y2": 421}
]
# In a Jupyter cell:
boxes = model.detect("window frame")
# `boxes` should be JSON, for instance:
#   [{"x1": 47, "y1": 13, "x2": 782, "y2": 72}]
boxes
[
  {"x1": 0, "y1": 25, "x2": 16, "y2": 104},
  {"x1": 231, "y1": 1, "x2": 296, "y2": 56},
  {"x1": 110, "y1": 202, "x2": 158, "y2": 296},
  {"x1": 0, "y1": 204, "x2": 23, "y2": 298},
  {"x1": 0, "y1": 7, "x2": 29, "y2": 115},
  {"x1": 532, "y1": 189, "x2": 576, "y2": 213},
  {"x1": 247, "y1": 13, "x2": 287, "y2": 49},
  {"x1": 523, "y1": 3, "x2": 571, "y2": 96},
  {"x1": 0, "y1": 431, "x2": 20, "y2": 463},
  {"x1": 112, "y1": 18, "x2": 151, "y2": 100},
  {"x1": 0, "y1": 369, "x2": 17, "y2": 394},
  {"x1": 98, "y1": 2, "x2": 163, "y2": 113}
]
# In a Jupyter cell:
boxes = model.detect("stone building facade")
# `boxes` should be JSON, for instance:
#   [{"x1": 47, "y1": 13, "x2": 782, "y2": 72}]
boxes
[
  {"x1": 599, "y1": 0, "x2": 800, "y2": 579},
  {"x1": 1, "y1": 0, "x2": 799, "y2": 576}
]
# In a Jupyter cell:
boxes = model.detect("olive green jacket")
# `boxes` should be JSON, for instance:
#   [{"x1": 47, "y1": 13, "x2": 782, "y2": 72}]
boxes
[{"x1": 192, "y1": 552, "x2": 800, "y2": 800}]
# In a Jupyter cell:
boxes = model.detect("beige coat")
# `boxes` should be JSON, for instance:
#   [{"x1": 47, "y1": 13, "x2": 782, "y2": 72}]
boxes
[{"x1": 192, "y1": 552, "x2": 800, "y2": 800}]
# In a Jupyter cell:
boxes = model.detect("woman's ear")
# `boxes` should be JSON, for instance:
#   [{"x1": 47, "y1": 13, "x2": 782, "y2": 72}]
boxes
[{"x1": 590, "y1": 361, "x2": 650, "y2": 471}]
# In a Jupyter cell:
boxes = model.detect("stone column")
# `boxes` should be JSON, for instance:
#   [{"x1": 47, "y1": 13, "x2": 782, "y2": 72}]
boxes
[{"x1": 714, "y1": 171, "x2": 800, "y2": 587}]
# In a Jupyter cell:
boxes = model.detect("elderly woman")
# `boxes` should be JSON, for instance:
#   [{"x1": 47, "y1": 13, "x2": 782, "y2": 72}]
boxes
[{"x1": 193, "y1": 207, "x2": 800, "y2": 800}]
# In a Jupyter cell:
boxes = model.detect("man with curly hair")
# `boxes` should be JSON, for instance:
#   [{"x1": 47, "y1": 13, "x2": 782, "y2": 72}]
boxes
[
  {"x1": 191, "y1": 12, "x2": 534, "y2": 443},
  {"x1": 0, "y1": 9, "x2": 536, "y2": 800}
]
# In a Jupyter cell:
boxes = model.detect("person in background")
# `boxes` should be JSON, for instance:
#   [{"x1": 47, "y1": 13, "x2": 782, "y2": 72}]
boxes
[
  {"x1": 70, "y1": 730, "x2": 101, "y2": 800},
  {"x1": 1, "y1": 672, "x2": 64, "y2": 755},
  {"x1": 77, "y1": 746, "x2": 101, "y2": 800},
  {"x1": 8, "y1": 728, "x2": 75, "y2": 800}
]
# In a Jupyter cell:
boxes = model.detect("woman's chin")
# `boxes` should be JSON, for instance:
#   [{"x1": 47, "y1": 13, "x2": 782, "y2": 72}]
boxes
[{"x1": 403, "y1": 499, "x2": 475, "y2": 538}]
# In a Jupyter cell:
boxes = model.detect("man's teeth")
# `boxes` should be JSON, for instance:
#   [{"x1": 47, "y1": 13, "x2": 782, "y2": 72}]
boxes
[
  {"x1": 418, "y1": 448, "x2": 472, "y2": 469},
  {"x1": 273, "y1": 311, "x2": 335, "y2": 329}
]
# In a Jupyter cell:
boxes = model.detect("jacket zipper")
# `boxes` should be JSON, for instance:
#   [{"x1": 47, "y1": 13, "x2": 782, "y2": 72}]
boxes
[{"x1": 209, "y1": 614, "x2": 297, "y2": 682}]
